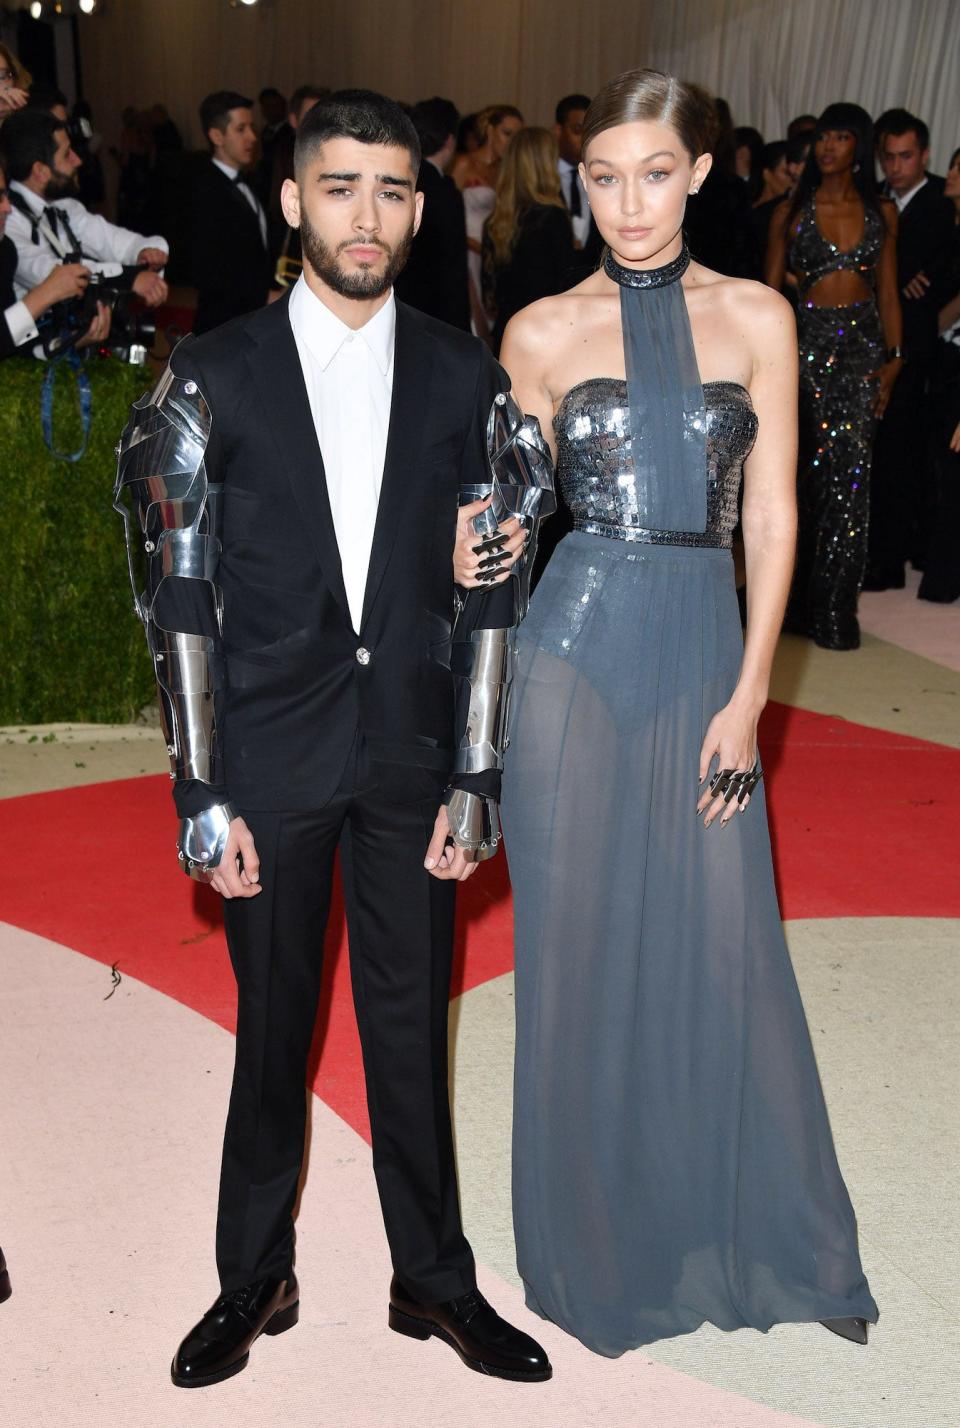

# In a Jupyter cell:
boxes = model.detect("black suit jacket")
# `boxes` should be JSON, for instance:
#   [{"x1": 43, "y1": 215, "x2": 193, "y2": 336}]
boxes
[
  {"x1": 169, "y1": 294, "x2": 507, "y2": 814},
  {"x1": 395, "y1": 161, "x2": 471, "y2": 331},
  {"x1": 191, "y1": 160, "x2": 274, "y2": 336},
  {"x1": 484, "y1": 204, "x2": 578, "y2": 352},
  {"x1": 0, "y1": 235, "x2": 19, "y2": 359},
  {"x1": 894, "y1": 178, "x2": 956, "y2": 361}
]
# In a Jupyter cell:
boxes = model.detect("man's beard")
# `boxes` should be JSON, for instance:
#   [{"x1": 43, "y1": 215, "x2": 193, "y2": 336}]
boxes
[
  {"x1": 299, "y1": 210, "x2": 414, "y2": 299},
  {"x1": 42, "y1": 170, "x2": 78, "y2": 201}
]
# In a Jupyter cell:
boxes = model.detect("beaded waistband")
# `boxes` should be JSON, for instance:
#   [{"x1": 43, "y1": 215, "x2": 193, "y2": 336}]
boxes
[{"x1": 572, "y1": 518, "x2": 731, "y2": 550}]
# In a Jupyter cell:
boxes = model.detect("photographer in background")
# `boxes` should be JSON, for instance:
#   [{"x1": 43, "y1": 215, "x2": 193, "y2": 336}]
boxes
[
  {"x1": 1, "y1": 109, "x2": 168, "y2": 325},
  {"x1": 0, "y1": 153, "x2": 109, "y2": 358}
]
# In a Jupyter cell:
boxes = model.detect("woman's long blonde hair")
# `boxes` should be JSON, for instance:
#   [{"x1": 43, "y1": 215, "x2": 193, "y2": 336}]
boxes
[
  {"x1": 485, "y1": 126, "x2": 566, "y2": 266},
  {"x1": 0, "y1": 43, "x2": 31, "y2": 91}
]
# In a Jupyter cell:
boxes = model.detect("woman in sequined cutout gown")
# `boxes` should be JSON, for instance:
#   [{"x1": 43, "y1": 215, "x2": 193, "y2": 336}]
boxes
[
  {"x1": 767, "y1": 103, "x2": 902, "y2": 650},
  {"x1": 456, "y1": 70, "x2": 878, "y2": 1357}
]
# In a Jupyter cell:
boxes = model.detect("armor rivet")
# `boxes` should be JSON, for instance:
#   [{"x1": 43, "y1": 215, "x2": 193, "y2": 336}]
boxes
[
  {"x1": 156, "y1": 653, "x2": 164, "y2": 662},
  {"x1": 199, "y1": 850, "x2": 210, "y2": 860},
  {"x1": 166, "y1": 744, "x2": 175, "y2": 755},
  {"x1": 184, "y1": 381, "x2": 197, "y2": 395},
  {"x1": 356, "y1": 647, "x2": 371, "y2": 666},
  {"x1": 495, "y1": 393, "x2": 507, "y2": 406},
  {"x1": 144, "y1": 540, "x2": 155, "y2": 553},
  {"x1": 114, "y1": 442, "x2": 121, "y2": 456}
]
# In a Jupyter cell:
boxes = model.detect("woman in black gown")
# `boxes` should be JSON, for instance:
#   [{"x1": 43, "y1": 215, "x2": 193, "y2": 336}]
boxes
[
  {"x1": 766, "y1": 105, "x2": 902, "y2": 649},
  {"x1": 456, "y1": 69, "x2": 877, "y2": 1357}
]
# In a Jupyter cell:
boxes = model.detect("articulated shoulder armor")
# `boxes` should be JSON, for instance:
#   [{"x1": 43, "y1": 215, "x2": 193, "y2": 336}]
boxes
[
  {"x1": 114, "y1": 355, "x2": 235, "y2": 878},
  {"x1": 445, "y1": 393, "x2": 556, "y2": 860}
]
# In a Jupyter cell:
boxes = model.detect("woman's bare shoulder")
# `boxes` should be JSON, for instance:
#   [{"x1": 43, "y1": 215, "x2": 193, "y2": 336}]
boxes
[{"x1": 503, "y1": 282, "x2": 604, "y2": 351}]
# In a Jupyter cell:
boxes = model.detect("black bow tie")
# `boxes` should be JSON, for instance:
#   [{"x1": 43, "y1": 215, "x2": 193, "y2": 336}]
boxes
[{"x1": 46, "y1": 205, "x2": 68, "y2": 233}]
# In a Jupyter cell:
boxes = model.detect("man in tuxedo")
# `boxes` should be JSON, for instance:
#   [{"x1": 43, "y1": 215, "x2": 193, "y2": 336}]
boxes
[
  {"x1": 116, "y1": 89, "x2": 551, "y2": 1389},
  {"x1": 192, "y1": 90, "x2": 282, "y2": 335},
  {"x1": 555, "y1": 91, "x2": 602, "y2": 285},
  {"x1": 394, "y1": 97, "x2": 469, "y2": 330},
  {"x1": 867, "y1": 110, "x2": 956, "y2": 587},
  {"x1": 266, "y1": 84, "x2": 329, "y2": 282}
]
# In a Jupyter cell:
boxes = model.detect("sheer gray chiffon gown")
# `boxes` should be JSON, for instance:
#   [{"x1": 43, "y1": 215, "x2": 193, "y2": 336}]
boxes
[{"x1": 501, "y1": 377, "x2": 878, "y2": 1356}]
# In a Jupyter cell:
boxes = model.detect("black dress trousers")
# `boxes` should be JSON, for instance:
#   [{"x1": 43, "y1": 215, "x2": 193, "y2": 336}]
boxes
[{"x1": 215, "y1": 742, "x2": 475, "y2": 1304}]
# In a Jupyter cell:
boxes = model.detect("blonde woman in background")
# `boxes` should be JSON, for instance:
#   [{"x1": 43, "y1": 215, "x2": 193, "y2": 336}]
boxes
[
  {"x1": 452, "y1": 103, "x2": 523, "y2": 338},
  {"x1": 0, "y1": 44, "x2": 30, "y2": 120},
  {"x1": 482, "y1": 125, "x2": 576, "y2": 353}
]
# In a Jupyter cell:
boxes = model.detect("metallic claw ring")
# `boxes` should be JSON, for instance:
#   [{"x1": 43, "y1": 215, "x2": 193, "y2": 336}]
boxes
[{"x1": 710, "y1": 762, "x2": 762, "y2": 803}]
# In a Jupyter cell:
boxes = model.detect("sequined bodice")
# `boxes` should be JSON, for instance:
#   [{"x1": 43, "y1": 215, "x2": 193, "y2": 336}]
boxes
[
  {"x1": 553, "y1": 378, "x2": 758, "y2": 549},
  {"x1": 788, "y1": 199, "x2": 884, "y2": 298}
]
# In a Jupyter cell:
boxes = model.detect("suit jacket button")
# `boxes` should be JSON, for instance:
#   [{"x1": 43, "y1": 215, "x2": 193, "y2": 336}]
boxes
[{"x1": 356, "y1": 647, "x2": 371, "y2": 665}]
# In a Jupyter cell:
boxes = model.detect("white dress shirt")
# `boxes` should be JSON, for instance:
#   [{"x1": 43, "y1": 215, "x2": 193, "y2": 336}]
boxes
[
  {"x1": 891, "y1": 176, "x2": 928, "y2": 213},
  {"x1": 212, "y1": 158, "x2": 268, "y2": 249},
  {"x1": 6, "y1": 180, "x2": 167, "y2": 300},
  {"x1": 3, "y1": 296, "x2": 39, "y2": 349},
  {"x1": 287, "y1": 275, "x2": 396, "y2": 633},
  {"x1": 558, "y1": 156, "x2": 590, "y2": 247}
]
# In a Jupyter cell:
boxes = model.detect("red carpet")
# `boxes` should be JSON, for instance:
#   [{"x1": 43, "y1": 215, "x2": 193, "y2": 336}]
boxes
[{"x1": 2, "y1": 702, "x2": 955, "y2": 1139}]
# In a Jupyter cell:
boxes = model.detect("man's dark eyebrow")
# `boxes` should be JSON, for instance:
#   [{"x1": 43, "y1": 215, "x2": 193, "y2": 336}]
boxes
[{"x1": 315, "y1": 171, "x2": 413, "y2": 189}]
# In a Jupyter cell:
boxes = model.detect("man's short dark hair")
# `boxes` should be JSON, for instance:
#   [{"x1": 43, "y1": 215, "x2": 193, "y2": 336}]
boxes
[
  {"x1": 556, "y1": 93, "x2": 590, "y2": 126},
  {"x1": 199, "y1": 91, "x2": 253, "y2": 147},
  {"x1": 410, "y1": 97, "x2": 459, "y2": 158},
  {"x1": 0, "y1": 108, "x2": 65, "y2": 182},
  {"x1": 289, "y1": 84, "x2": 330, "y2": 120},
  {"x1": 27, "y1": 83, "x2": 69, "y2": 113},
  {"x1": 876, "y1": 107, "x2": 929, "y2": 152},
  {"x1": 294, "y1": 89, "x2": 421, "y2": 175},
  {"x1": 259, "y1": 87, "x2": 284, "y2": 103},
  {"x1": 786, "y1": 132, "x2": 811, "y2": 166},
  {"x1": 787, "y1": 114, "x2": 818, "y2": 140}
]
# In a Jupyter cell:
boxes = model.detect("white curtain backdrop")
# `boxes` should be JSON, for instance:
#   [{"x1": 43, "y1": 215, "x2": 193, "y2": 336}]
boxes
[{"x1": 78, "y1": 0, "x2": 959, "y2": 169}]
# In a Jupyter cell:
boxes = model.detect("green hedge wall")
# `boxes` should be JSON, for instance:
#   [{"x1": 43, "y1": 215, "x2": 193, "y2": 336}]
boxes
[{"x1": 0, "y1": 354, "x2": 156, "y2": 723}]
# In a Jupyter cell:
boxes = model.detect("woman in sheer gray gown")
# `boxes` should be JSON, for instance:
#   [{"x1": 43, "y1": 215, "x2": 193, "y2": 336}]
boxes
[{"x1": 478, "y1": 70, "x2": 879, "y2": 1357}]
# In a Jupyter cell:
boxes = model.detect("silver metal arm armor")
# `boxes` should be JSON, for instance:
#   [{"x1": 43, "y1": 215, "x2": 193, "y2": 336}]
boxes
[
  {"x1": 445, "y1": 392, "x2": 556, "y2": 860},
  {"x1": 113, "y1": 358, "x2": 235, "y2": 880}
]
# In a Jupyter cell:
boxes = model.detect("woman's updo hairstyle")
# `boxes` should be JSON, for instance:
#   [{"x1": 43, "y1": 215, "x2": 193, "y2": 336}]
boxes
[{"x1": 581, "y1": 68, "x2": 717, "y2": 162}]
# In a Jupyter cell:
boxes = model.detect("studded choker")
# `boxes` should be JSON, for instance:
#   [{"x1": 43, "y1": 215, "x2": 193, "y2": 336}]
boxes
[{"x1": 603, "y1": 243, "x2": 690, "y2": 289}]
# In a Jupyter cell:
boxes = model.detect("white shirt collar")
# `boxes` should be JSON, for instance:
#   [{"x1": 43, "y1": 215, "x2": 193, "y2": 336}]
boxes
[
  {"x1": 892, "y1": 176, "x2": 928, "y2": 211},
  {"x1": 212, "y1": 157, "x2": 240, "y2": 182},
  {"x1": 557, "y1": 156, "x2": 576, "y2": 175},
  {"x1": 10, "y1": 179, "x2": 50, "y2": 213},
  {"x1": 288, "y1": 274, "x2": 396, "y2": 375}
]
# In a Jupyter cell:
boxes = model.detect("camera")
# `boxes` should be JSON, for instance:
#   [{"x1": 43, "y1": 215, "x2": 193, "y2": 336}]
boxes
[{"x1": 37, "y1": 266, "x2": 156, "y2": 364}]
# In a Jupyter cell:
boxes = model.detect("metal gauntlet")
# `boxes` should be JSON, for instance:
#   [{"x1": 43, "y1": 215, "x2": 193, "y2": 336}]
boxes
[
  {"x1": 113, "y1": 357, "x2": 234, "y2": 879},
  {"x1": 446, "y1": 392, "x2": 556, "y2": 860}
]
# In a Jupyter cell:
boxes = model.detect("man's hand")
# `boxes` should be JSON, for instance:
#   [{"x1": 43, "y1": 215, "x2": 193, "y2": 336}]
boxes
[
  {"x1": 136, "y1": 246, "x2": 168, "y2": 270},
  {"x1": 75, "y1": 300, "x2": 112, "y2": 349},
  {"x1": 903, "y1": 271, "x2": 930, "y2": 300},
  {"x1": 423, "y1": 804, "x2": 479, "y2": 882},
  {"x1": 132, "y1": 270, "x2": 169, "y2": 307},
  {"x1": 208, "y1": 816, "x2": 262, "y2": 900},
  {"x1": 22, "y1": 262, "x2": 91, "y2": 319},
  {"x1": 454, "y1": 496, "x2": 526, "y2": 587}
]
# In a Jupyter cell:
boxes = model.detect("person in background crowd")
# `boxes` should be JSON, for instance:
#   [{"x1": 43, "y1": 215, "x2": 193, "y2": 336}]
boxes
[
  {"x1": 394, "y1": 96, "x2": 470, "y2": 330},
  {"x1": 2, "y1": 109, "x2": 167, "y2": 320},
  {"x1": 267, "y1": 83, "x2": 328, "y2": 277},
  {"x1": 735, "y1": 124, "x2": 765, "y2": 201},
  {"x1": 192, "y1": 90, "x2": 281, "y2": 335},
  {"x1": 685, "y1": 97, "x2": 760, "y2": 277},
  {"x1": 482, "y1": 125, "x2": 575, "y2": 353},
  {"x1": 787, "y1": 113, "x2": 818, "y2": 141},
  {"x1": 767, "y1": 102, "x2": 901, "y2": 650},
  {"x1": 256, "y1": 86, "x2": 291, "y2": 206},
  {"x1": 785, "y1": 130, "x2": 812, "y2": 190},
  {"x1": 70, "y1": 99, "x2": 106, "y2": 212},
  {"x1": 455, "y1": 112, "x2": 480, "y2": 156},
  {"x1": 452, "y1": 103, "x2": 523, "y2": 339},
  {"x1": 554, "y1": 92, "x2": 590, "y2": 246},
  {"x1": 917, "y1": 145, "x2": 960, "y2": 602},
  {"x1": 866, "y1": 109, "x2": 956, "y2": 588},
  {"x1": 26, "y1": 83, "x2": 68, "y2": 121},
  {"x1": 0, "y1": 43, "x2": 29, "y2": 121},
  {"x1": 0, "y1": 152, "x2": 108, "y2": 357},
  {"x1": 111, "y1": 105, "x2": 154, "y2": 231},
  {"x1": 751, "y1": 139, "x2": 791, "y2": 255}
]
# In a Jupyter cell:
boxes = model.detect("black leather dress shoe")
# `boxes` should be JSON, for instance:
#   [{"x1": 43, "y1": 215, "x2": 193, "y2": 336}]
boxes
[
  {"x1": 0, "y1": 1247, "x2": 11, "y2": 1303},
  {"x1": 171, "y1": 1273, "x2": 299, "y2": 1388},
  {"x1": 388, "y1": 1275, "x2": 551, "y2": 1382},
  {"x1": 820, "y1": 1316, "x2": 869, "y2": 1345}
]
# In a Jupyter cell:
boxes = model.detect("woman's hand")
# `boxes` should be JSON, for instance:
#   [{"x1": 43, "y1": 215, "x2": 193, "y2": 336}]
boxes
[
  {"x1": 696, "y1": 694, "x2": 763, "y2": 827},
  {"x1": 950, "y1": 418, "x2": 960, "y2": 454},
  {"x1": 868, "y1": 356, "x2": 903, "y2": 419},
  {"x1": 453, "y1": 496, "x2": 526, "y2": 588}
]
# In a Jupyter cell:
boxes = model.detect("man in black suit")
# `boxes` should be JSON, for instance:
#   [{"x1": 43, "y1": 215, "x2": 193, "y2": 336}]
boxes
[
  {"x1": 394, "y1": 97, "x2": 470, "y2": 330},
  {"x1": 116, "y1": 89, "x2": 550, "y2": 1390},
  {"x1": 192, "y1": 90, "x2": 281, "y2": 335},
  {"x1": 554, "y1": 91, "x2": 603, "y2": 285},
  {"x1": 867, "y1": 110, "x2": 956, "y2": 586}
]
